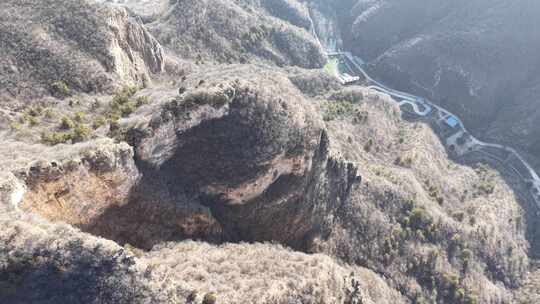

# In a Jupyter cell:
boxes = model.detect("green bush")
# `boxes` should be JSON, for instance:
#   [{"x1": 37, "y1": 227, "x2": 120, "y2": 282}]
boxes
[
  {"x1": 27, "y1": 106, "x2": 43, "y2": 117},
  {"x1": 186, "y1": 291, "x2": 198, "y2": 304},
  {"x1": 119, "y1": 85, "x2": 139, "y2": 98},
  {"x1": 44, "y1": 108, "x2": 57, "y2": 119},
  {"x1": 323, "y1": 100, "x2": 355, "y2": 121},
  {"x1": 28, "y1": 116, "x2": 39, "y2": 126},
  {"x1": 60, "y1": 116, "x2": 75, "y2": 130},
  {"x1": 50, "y1": 81, "x2": 70, "y2": 97},
  {"x1": 135, "y1": 95, "x2": 151, "y2": 107},
  {"x1": 395, "y1": 155, "x2": 413, "y2": 167},
  {"x1": 41, "y1": 131, "x2": 72, "y2": 145},
  {"x1": 9, "y1": 121, "x2": 22, "y2": 131},
  {"x1": 409, "y1": 208, "x2": 432, "y2": 231},
  {"x1": 92, "y1": 116, "x2": 106, "y2": 129},
  {"x1": 74, "y1": 111, "x2": 86, "y2": 123},
  {"x1": 352, "y1": 110, "x2": 368, "y2": 124},
  {"x1": 120, "y1": 102, "x2": 136, "y2": 117},
  {"x1": 202, "y1": 293, "x2": 216, "y2": 304},
  {"x1": 72, "y1": 123, "x2": 90, "y2": 143}
]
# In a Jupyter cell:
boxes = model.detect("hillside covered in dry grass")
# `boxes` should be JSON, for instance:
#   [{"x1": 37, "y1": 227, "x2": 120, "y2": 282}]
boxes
[{"x1": 1, "y1": 0, "x2": 539, "y2": 303}]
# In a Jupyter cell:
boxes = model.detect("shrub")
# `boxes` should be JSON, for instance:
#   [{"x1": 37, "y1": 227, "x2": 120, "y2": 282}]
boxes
[
  {"x1": 60, "y1": 116, "x2": 75, "y2": 130},
  {"x1": 352, "y1": 110, "x2": 368, "y2": 124},
  {"x1": 9, "y1": 121, "x2": 22, "y2": 131},
  {"x1": 135, "y1": 96, "x2": 150, "y2": 107},
  {"x1": 72, "y1": 123, "x2": 90, "y2": 143},
  {"x1": 123, "y1": 244, "x2": 143, "y2": 258},
  {"x1": 44, "y1": 108, "x2": 57, "y2": 119},
  {"x1": 436, "y1": 196, "x2": 444, "y2": 205},
  {"x1": 74, "y1": 111, "x2": 86, "y2": 123},
  {"x1": 112, "y1": 94, "x2": 130, "y2": 107},
  {"x1": 92, "y1": 116, "x2": 106, "y2": 129},
  {"x1": 68, "y1": 99, "x2": 80, "y2": 107},
  {"x1": 19, "y1": 113, "x2": 31, "y2": 124},
  {"x1": 120, "y1": 102, "x2": 136, "y2": 117},
  {"x1": 395, "y1": 155, "x2": 413, "y2": 167},
  {"x1": 41, "y1": 131, "x2": 72, "y2": 145},
  {"x1": 119, "y1": 85, "x2": 139, "y2": 98},
  {"x1": 364, "y1": 138, "x2": 374, "y2": 152},
  {"x1": 28, "y1": 116, "x2": 39, "y2": 126},
  {"x1": 323, "y1": 100, "x2": 355, "y2": 121},
  {"x1": 186, "y1": 291, "x2": 198, "y2": 304},
  {"x1": 91, "y1": 99, "x2": 101, "y2": 110},
  {"x1": 50, "y1": 81, "x2": 70, "y2": 97},
  {"x1": 452, "y1": 211, "x2": 465, "y2": 222},
  {"x1": 27, "y1": 106, "x2": 43, "y2": 117},
  {"x1": 409, "y1": 208, "x2": 432, "y2": 231},
  {"x1": 460, "y1": 249, "x2": 473, "y2": 272},
  {"x1": 202, "y1": 293, "x2": 216, "y2": 304}
]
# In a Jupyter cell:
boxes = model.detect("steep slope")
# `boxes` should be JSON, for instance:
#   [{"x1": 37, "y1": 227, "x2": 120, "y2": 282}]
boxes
[
  {"x1": 0, "y1": 0, "x2": 166, "y2": 102},
  {"x1": 146, "y1": 0, "x2": 325, "y2": 68},
  {"x1": 310, "y1": 0, "x2": 540, "y2": 171},
  {"x1": 3, "y1": 66, "x2": 534, "y2": 303},
  {"x1": 1, "y1": 1, "x2": 539, "y2": 303}
]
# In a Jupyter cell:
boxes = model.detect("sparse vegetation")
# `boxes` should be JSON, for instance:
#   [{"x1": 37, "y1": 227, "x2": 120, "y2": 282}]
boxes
[
  {"x1": 41, "y1": 131, "x2": 72, "y2": 145},
  {"x1": 183, "y1": 90, "x2": 229, "y2": 107},
  {"x1": 44, "y1": 108, "x2": 57, "y2": 119},
  {"x1": 9, "y1": 121, "x2": 22, "y2": 131},
  {"x1": 186, "y1": 291, "x2": 198, "y2": 304},
  {"x1": 106, "y1": 86, "x2": 146, "y2": 119},
  {"x1": 92, "y1": 116, "x2": 106, "y2": 129},
  {"x1": 72, "y1": 123, "x2": 90, "y2": 143},
  {"x1": 135, "y1": 96, "x2": 150, "y2": 107},
  {"x1": 364, "y1": 138, "x2": 374, "y2": 152},
  {"x1": 50, "y1": 81, "x2": 70, "y2": 97},
  {"x1": 322, "y1": 100, "x2": 355, "y2": 121},
  {"x1": 60, "y1": 116, "x2": 75, "y2": 130},
  {"x1": 395, "y1": 155, "x2": 413, "y2": 167},
  {"x1": 74, "y1": 111, "x2": 86, "y2": 123},
  {"x1": 352, "y1": 109, "x2": 369, "y2": 124},
  {"x1": 202, "y1": 293, "x2": 216, "y2": 304}
]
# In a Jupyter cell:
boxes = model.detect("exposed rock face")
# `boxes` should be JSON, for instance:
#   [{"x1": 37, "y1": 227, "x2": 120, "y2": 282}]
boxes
[
  {"x1": 0, "y1": 68, "x2": 400, "y2": 304},
  {"x1": 310, "y1": 0, "x2": 540, "y2": 170},
  {"x1": 0, "y1": 0, "x2": 165, "y2": 101},
  {"x1": 124, "y1": 65, "x2": 359, "y2": 246},
  {"x1": 148, "y1": 0, "x2": 325, "y2": 68},
  {"x1": 17, "y1": 141, "x2": 139, "y2": 230},
  {"x1": 2, "y1": 1, "x2": 539, "y2": 303}
]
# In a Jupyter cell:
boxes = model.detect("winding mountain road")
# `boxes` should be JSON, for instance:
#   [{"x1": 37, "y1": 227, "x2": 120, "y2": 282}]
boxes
[{"x1": 308, "y1": 15, "x2": 540, "y2": 207}]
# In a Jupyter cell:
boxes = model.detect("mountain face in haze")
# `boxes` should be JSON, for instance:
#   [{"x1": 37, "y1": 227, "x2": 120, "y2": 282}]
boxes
[
  {"x1": 147, "y1": 0, "x2": 325, "y2": 68},
  {"x1": 310, "y1": 0, "x2": 540, "y2": 170}
]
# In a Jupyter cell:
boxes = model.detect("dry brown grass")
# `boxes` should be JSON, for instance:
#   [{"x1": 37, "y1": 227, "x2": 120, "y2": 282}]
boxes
[
  {"x1": 316, "y1": 87, "x2": 529, "y2": 303},
  {"x1": 142, "y1": 241, "x2": 405, "y2": 304}
]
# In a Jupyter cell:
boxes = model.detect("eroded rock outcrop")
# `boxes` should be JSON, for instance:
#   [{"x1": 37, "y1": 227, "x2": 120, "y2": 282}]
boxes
[
  {"x1": 0, "y1": 0, "x2": 165, "y2": 101},
  {"x1": 122, "y1": 65, "x2": 359, "y2": 246}
]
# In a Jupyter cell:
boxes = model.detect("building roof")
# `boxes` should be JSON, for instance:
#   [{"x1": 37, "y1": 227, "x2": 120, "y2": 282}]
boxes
[{"x1": 445, "y1": 116, "x2": 459, "y2": 128}]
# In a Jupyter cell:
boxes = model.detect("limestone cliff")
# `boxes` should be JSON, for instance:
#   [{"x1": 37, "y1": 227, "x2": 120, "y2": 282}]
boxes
[{"x1": 0, "y1": 0, "x2": 165, "y2": 102}]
